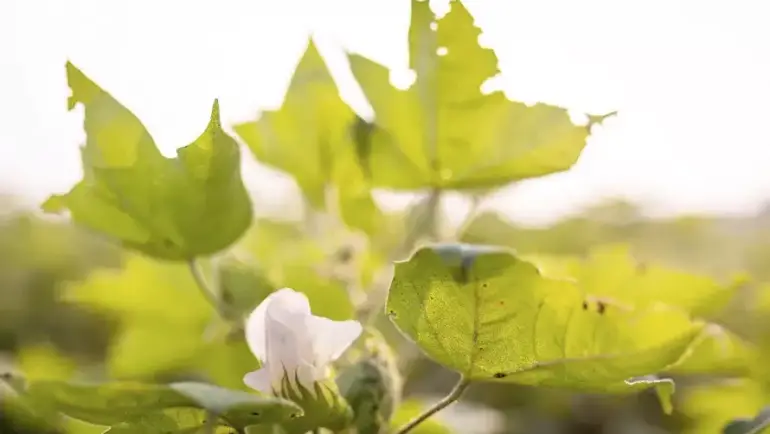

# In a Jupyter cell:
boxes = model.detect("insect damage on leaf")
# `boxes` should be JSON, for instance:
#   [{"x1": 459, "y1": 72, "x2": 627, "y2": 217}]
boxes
[{"x1": 348, "y1": 0, "x2": 617, "y2": 191}]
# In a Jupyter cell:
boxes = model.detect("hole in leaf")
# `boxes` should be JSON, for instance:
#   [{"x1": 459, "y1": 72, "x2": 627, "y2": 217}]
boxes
[
  {"x1": 430, "y1": 21, "x2": 438, "y2": 31},
  {"x1": 436, "y1": 46, "x2": 448, "y2": 56},
  {"x1": 390, "y1": 69, "x2": 416, "y2": 90}
]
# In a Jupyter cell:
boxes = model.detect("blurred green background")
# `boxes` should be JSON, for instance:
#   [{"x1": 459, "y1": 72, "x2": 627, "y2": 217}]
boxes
[{"x1": 2, "y1": 192, "x2": 769, "y2": 433}]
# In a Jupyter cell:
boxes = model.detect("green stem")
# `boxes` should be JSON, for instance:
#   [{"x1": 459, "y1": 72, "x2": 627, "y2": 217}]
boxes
[
  {"x1": 187, "y1": 259, "x2": 226, "y2": 319},
  {"x1": 394, "y1": 376, "x2": 470, "y2": 434}
]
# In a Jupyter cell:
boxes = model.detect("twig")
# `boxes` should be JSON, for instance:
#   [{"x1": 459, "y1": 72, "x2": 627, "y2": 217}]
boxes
[
  {"x1": 187, "y1": 259, "x2": 227, "y2": 320},
  {"x1": 394, "y1": 376, "x2": 470, "y2": 434}
]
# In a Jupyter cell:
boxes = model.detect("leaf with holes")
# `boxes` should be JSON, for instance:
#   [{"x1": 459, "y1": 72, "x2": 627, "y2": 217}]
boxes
[
  {"x1": 233, "y1": 39, "x2": 382, "y2": 234},
  {"x1": 386, "y1": 244, "x2": 705, "y2": 399},
  {"x1": 349, "y1": 0, "x2": 613, "y2": 190},
  {"x1": 3, "y1": 375, "x2": 302, "y2": 431},
  {"x1": 41, "y1": 62, "x2": 252, "y2": 260}
]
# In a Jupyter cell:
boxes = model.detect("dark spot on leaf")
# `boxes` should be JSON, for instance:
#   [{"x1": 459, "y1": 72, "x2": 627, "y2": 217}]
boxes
[
  {"x1": 498, "y1": 300, "x2": 504, "y2": 306},
  {"x1": 482, "y1": 283, "x2": 488, "y2": 288},
  {"x1": 290, "y1": 412, "x2": 301, "y2": 419},
  {"x1": 251, "y1": 412, "x2": 260, "y2": 416},
  {"x1": 581, "y1": 301, "x2": 588, "y2": 310},
  {"x1": 597, "y1": 301, "x2": 606, "y2": 314},
  {"x1": 493, "y1": 372, "x2": 507, "y2": 378},
  {"x1": 387, "y1": 310, "x2": 397, "y2": 318}
]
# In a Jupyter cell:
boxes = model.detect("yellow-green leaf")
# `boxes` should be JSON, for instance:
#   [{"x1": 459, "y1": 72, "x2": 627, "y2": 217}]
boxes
[
  {"x1": 233, "y1": 40, "x2": 382, "y2": 234},
  {"x1": 529, "y1": 244, "x2": 736, "y2": 316},
  {"x1": 348, "y1": 0, "x2": 611, "y2": 190},
  {"x1": 4, "y1": 376, "x2": 302, "y2": 431},
  {"x1": 42, "y1": 62, "x2": 253, "y2": 260},
  {"x1": 387, "y1": 244, "x2": 704, "y2": 394}
]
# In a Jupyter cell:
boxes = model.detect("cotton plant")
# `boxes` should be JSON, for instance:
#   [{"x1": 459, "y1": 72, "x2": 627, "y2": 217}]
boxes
[{"x1": 243, "y1": 288, "x2": 365, "y2": 433}]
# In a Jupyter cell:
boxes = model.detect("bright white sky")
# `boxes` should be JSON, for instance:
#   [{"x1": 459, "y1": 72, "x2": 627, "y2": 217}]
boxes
[{"x1": 2, "y1": 0, "x2": 770, "y2": 226}]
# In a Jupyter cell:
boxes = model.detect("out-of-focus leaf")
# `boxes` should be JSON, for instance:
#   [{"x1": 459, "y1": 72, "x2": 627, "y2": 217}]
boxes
[
  {"x1": 348, "y1": 0, "x2": 611, "y2": 190},
  {"x1": 63, "y1": 254, "x2": 211, "y2": 378},
  {"x1": 527, "y1": 244, "x2": 736, "y2": 316},
  {"x1": 680, "y1": 379, "x2": 770, "y2": 434},
  {"x1": 724, "y1": 407, "x2": 770, "y2": 434},
  {"x1": 391, "y1": 400, "x2": 452, "y2": 434},
  {"x1": 233, "y1": 40, "x2": 382, "y2": 234},
  {"x1": 525, "y1": 245, "x2": 757, "y2": 376},
  {"x1": 668, "y1": 324, "x2": 757, "y2": 377},
  {"x1": 5, "y1": 377, "x2": 302, "y2": 431},
  {"x1": 234, "y1": 220, "x2": 355, "y2": 321},
  {"x1": 387, "y1": 244, "x2": 704, "y2": 397},
  {"x1": 42, "y1": 62, "x2": 252, "y2": 260}
]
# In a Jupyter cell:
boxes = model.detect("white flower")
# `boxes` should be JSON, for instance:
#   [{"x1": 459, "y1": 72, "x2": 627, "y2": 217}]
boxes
[{"x1": 243, "y1": 288, "x2": 363, "y2": 395}]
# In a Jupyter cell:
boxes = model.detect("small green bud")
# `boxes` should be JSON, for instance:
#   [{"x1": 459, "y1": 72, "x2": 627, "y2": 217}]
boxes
[{"x1": 336, "y1": 329, "x2": 403, "y2": 434}]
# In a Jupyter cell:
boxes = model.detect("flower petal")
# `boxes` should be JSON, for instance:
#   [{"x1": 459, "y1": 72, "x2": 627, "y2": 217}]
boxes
[
  {"x1": 245, "y1": 288, "x2": 310, "y2": 361},
  {"x1": 305, "y1": 316, "x2": 363, "y2": 367},
  {"x1": 243, "y1": 368, "x2": 272, "y2": 393}
]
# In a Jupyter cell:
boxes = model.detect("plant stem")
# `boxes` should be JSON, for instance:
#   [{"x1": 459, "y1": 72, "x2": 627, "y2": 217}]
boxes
[
  {"x1": 187, "y1": 259, "x2": 226, "y2": 320},
  {"x1": 394, "y1": 376, "x2": 470, "y2": 434}
]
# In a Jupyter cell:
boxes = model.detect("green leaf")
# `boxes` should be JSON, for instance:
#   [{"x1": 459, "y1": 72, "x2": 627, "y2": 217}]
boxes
[
  {"x1": 680, "y1": 380, "x2": 770, "y2": 434},
  {"x1": 390, "y1": 400, "x2": 452, "y2": 434},
  {"x1": 7, "y1": 377, "x2": 302, "y2": 431},
  {"x1": 528, "y1": 244, "x2": 737, "y2": 316},
  {"x1": 386, "y1": 244, "x2": 704, "y2": 393},
  {"x1": 348, "y1": 0, "x2": 612, "y2": 190},
  {"x1": 233, "y1": 40, "x2": 382, "y2": 234},
  {"x1": 724, "y1": 407, "x2": 770, "y2": 434},
  {"x1": 42, "y1": 62, "x2": 253, "y2": 260},
  {"x1": 234, "y1": 220, "x2": 355, "y2": 321},
  {"x1": 63, "y1": 254, "x2": 212, "y2": 378}
]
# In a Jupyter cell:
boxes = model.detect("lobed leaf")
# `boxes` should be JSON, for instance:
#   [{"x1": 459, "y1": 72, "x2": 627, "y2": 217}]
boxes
[
  {"x1": 386, "y1": 244, "x2": 705, "y2": 395},
  {"x1": 349, "y1": 0, "x2": 613, "y2": 190},
  {"x1": 233, "y1": 40, "x2": 382, "y2": 234},
  {"x1": 42, "y1": 62, "x2": 252, "y2": 260}
]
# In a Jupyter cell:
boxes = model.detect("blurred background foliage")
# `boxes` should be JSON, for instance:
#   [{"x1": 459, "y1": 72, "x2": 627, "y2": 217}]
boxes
[
  {"x1": 2, "y1": 0, "x2": 770, "y2": 432},
  {"x1": 2, "y1": 192, "x2": 770, "y2": 433}
]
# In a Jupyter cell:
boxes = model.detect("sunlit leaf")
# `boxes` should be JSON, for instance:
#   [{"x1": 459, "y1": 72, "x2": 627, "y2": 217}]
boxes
[
  {"x1": 387, "y1": 244, "x2": 704, "y2": 396},
  {"x1": 529, "y1": 245, "x2": 736, "y2": 316},
  {"x1": 524, "y1": 245, "x2": 756, "y2": 376},
  {"x1": 233, "y1": 40, "x2": 382, "y2": 234},
  {"x1": 348, "y1": 0, "x2": 612, "y2": 190},
  {"x1": 42, "y1": 62, "x2": 252, "y2": 260},
  {"x1": 4, "y1": 376, "x2": 302, "y2": 431}
]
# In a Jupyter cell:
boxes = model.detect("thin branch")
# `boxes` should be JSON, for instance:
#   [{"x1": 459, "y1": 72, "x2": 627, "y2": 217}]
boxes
[
  {"x1": 187, "y1": 259, "x2": 226, "y2": 320},
  {"x1": 394, "y1": 376, "x2": 471, "y2": 434}
]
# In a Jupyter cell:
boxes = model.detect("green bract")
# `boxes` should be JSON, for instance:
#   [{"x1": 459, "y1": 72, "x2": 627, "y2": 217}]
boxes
[
  {"x1": 386, "y1": 244, "x2": 705, "y2": 397},
  {"x1": 233, "y1": 40, "x2": 381, "y2": 235},
  {"x1": 42, "y1": 62, "x2": 253, "y2": 260},
  {"x1": 2, "y1": 375, "x2": 302, "y2": 432},
  {"x1": 349, "y1": 0, "x2": 614, "y2": 190}
]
